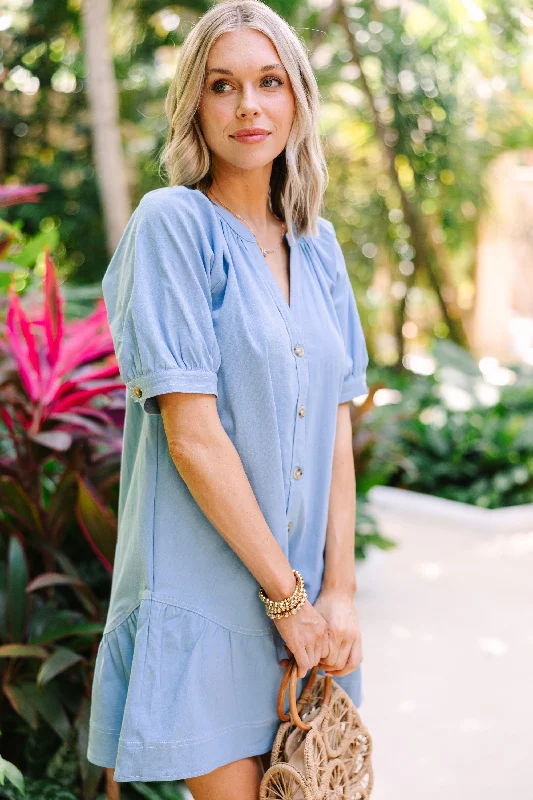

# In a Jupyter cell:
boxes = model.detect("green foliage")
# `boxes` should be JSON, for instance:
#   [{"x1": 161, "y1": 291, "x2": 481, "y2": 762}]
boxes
[
  {"x1": 130, "y1": 781, "x2": 189, "y2": 799},
  {"x1": 317, "y1": 0, "x2": 533, "y2": 360},
  {"x1": 2, "y1": 0, "x2": 533, "y2": 362},
  {"x1": 0, "y1": 749, "x2": 25, "y2": 798},
  {"x1": 360, "y1": 341, "x2": 533, "y2": 508},
  {"x1": 0, "y1": 777, "x2": 77, "y2": 800}
]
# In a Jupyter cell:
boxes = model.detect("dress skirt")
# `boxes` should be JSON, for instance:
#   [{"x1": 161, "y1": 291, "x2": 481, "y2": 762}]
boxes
[{"x1": 87, "y1": 590, "x2": 363, "y2": 782}]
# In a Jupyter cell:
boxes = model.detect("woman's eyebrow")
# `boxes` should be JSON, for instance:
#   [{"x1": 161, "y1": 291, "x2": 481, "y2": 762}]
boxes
[{"x1": 205, "y1": 63, "x2": 285, "y2": 77}]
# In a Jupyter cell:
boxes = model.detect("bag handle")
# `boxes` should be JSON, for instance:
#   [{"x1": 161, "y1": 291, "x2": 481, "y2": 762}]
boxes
[{"x1": 276, "y1": 657, "x2": 332, "y2": 731}]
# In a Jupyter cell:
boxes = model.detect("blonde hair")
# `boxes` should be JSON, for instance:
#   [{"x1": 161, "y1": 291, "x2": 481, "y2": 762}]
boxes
[{"x1": 160, "y1": 0, "x2": 329, "y2": 241}]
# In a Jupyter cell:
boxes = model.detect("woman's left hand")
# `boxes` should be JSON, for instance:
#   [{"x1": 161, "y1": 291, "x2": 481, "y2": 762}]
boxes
[{"x1": 312, "y1": 589, "x2": 363, "y2": 677}]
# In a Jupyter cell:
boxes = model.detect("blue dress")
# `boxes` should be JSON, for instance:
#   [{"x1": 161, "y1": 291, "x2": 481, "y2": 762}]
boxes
[{"x1": 87, "y1": 185, "x2": 369, "y2": 782}]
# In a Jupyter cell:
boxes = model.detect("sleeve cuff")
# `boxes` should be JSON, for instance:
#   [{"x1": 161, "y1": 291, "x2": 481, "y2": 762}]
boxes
[
  {"x1": 339, "y1": 373, "x2": 369, "y2": 404},
  {"x1": 125, "y1": 368, "x2": 218, "y2": 415}
]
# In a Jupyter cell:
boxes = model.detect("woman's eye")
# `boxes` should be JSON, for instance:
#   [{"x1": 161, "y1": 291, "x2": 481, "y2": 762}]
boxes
[
  {"x1": 211, "y1": 80, "x2": 232, "y2": 93},
  {"x1": 262, "y1": 76, "x2": 284, "y2": 88},
  {"x1": 210, "y1": 76, "x2": 284, "y2": 93}
]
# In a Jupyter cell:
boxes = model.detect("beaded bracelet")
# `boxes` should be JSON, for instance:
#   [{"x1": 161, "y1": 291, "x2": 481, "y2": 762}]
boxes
[{"x1": 259, "y1": 569, "x2": 308, "y2": 619}]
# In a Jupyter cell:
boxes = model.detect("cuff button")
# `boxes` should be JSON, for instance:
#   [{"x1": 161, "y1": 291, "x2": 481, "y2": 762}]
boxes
[{"x1": 132, "y1": 386, "x2": 143, "y2": 398}]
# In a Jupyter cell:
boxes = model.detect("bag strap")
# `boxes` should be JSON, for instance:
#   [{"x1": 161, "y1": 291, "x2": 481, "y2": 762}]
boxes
[{"x1": 276, "y1": 657, "x2": 332, "y2": 731}]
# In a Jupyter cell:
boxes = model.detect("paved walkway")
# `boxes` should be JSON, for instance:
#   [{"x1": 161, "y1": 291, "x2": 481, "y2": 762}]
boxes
[{"x1": 354, "y1": 504, "x2": 533, "y2": 800}]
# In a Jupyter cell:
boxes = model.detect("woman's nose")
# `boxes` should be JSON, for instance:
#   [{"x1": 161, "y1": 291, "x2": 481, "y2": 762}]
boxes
[{"x1": 236, "y1": 87, "x2": 262, "y2": 117}]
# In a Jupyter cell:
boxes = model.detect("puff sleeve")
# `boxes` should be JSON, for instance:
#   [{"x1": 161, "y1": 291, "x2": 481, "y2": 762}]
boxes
[
  {"x1": 101, "y1": 189, "x2": 221, "y2": 415},
  {"x1": 329, "y1": 226, "x2": 369, "y2": 404}
]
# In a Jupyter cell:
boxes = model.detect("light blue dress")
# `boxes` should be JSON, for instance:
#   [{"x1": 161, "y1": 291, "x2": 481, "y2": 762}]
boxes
[{"x1": 87, "y1": 185, "x2": 369, "y2": 782}]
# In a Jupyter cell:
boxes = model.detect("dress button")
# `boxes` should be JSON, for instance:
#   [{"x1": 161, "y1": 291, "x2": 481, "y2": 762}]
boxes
[
  {"x1": 293, "y1": 467, "x2": 303, "y2": 480},
  {"x1": 298, "y1": 405, "x2": 306, "y2": 417},
  {"x1": 287, "y1": 521, "x2": 293, "y2": 531},
  {"x1": 293, "y1": 344, "x2": 304, "y2": 357},
  {"x1": 132, "y1": 386, "x2": 143, "y2": 398}
]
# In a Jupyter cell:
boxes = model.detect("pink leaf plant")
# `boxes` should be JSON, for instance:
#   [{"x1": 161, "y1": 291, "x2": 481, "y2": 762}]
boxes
[
  {"x1": 0, "y1": 248, "x2": 123, "y2": 578},
  {"x1": 4, "y1": 249, "x2": 124, "y2": 441}
]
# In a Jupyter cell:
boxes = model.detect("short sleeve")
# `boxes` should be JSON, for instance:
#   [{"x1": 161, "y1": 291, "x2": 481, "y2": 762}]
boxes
[
  {"x1": 101, "y1": 189, "x2": 221, "y2": 415},
  {"x1": 329, "y1": 227, "x2": 369, "y2": 404}
]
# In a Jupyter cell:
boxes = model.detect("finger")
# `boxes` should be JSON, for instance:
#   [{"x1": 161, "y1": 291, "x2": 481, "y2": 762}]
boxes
[
  {"x1": 325, "y1": 637, "x2": 352, "y2": 674},
  {"x1": 310, "y1": 638, "x2": 322, "y2": 669},
  {"x1": 320, "y1": 631, "x2": 330, "y2": 661},
  {"x1": 320, "y1": 637, "x2": 341, "y2": 669},
  {"x1": 327, "y1": 639, "x2": 361, "y2": 677},
  {"x1": 296, "y1": 650, "x2": 310, "y2": 679},
  {"x1": 313, "y1": 627, "x2": 330, "y2": 668}
]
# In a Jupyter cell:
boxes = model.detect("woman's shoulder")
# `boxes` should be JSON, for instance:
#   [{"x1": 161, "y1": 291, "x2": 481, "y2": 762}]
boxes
[
  {"x1": 304, "y1": 214, "x2": 341, "y2": 283},
  {"x1": 128, "y1": 186, "x2": 220, "y2": 265},
  {"x1": 315, "y1": 214, "x2": 336, "y2": 237},
  {"x1": 303, "y1": 214, "x2": 337, "y2": 249},
  {"x1": 136, "y1": 185, "x2": 216, "y2": 227}
]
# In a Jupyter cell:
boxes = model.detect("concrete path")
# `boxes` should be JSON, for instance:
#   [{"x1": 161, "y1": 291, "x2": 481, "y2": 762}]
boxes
[{"x1": 354, "y1": 505, "x2": 533, "y2": 800}]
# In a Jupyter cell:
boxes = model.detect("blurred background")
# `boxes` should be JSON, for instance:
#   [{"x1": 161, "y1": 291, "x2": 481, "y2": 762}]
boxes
[{"x1": 0, "y1": 0, "x2": 532, "y2": 798}]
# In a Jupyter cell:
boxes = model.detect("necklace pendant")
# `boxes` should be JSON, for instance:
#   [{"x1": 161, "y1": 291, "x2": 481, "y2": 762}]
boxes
[{"x1": 207, "y1": 190, "x2": 286, "y2": 257}]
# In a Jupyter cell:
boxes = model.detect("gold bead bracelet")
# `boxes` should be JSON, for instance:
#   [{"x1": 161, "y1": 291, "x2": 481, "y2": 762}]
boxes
[{"x1": 259, "y1": 569, "x2": 308, "y2": 619}]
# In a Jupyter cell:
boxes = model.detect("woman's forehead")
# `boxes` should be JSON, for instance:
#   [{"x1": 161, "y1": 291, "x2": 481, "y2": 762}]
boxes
[{"x1": 206, "y1": 28, "x2": 281, "y2": 65}]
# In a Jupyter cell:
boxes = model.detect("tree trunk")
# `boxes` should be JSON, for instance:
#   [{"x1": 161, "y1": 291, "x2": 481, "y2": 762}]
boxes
[{"x1": 81, "y1": 0, "x2": 130, "y2": 254}]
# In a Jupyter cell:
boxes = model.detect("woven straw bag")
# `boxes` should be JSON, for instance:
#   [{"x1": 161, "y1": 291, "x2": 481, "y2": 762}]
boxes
[{"x1": 259, "y1": 657, "x2": 374, "y2": 800}]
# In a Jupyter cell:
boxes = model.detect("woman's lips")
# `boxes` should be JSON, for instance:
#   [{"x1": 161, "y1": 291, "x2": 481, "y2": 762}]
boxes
[{"x1": 231, "y1": 132, "x2": 271, "y2": 143}]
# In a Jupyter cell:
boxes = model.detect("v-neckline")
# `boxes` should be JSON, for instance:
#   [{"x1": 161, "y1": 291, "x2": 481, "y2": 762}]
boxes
[
  {"x1": 206, "y1": 193, "x2": 299, "y2": 318},
  {"x1": 255, "y1": 232, "x2": 294, "y2": 313}
]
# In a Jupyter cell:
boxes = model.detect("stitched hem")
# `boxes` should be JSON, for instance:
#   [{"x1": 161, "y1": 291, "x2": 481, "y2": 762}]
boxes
[
  {"x1": 125, "y1": 368, "x2": 218, "y2": 415},
  {"x1": 87, "y1": 718, "x2": 280, "y2": 782},
  {"x1": 339, "y1": 373, "x2": 368, "y2": 404}
]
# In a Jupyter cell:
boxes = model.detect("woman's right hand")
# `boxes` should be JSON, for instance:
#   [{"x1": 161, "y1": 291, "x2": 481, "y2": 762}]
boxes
[{"x1": 273, "y1": 599, "x2": 330, "y2": 679}]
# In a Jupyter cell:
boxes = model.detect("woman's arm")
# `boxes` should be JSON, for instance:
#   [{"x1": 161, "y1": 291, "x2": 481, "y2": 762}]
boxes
[
  {"x1": 313, "y1": 400, "x2": 363, "y2": 677},
  {"x1": 159, "y1": 390, "x2": 297, "y2": 602},
  {"x1": 321, "y1": 400, "x2": 357, "y2": 596}
]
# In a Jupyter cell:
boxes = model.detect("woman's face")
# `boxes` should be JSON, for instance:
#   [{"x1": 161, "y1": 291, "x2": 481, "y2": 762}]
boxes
[{"x1": 196, "y1": 28, "x2": 296, "y2": 174}]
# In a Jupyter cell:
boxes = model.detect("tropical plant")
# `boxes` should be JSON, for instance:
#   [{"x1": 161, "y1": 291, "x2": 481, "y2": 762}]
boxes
[
  {"x1": 0, "y1": 185, "x2": 48, "y2": 210},
  {"x1": 0, "y1": 185, "x2": 60, "y2": 297},
  {"x1": 358, "y1": 340, "x2": 533, "y2": 508},
  {"x1": 0, "y1": 245, "x2": 125, "y2": 797},
  {"x1": 0, "y1": 745, "x2": 25, "y2": 798}
]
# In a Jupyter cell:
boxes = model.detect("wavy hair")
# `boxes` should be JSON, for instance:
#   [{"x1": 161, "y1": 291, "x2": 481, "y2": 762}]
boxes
[{"x1": 159, "y1": 0, "x2": 329, "y2": 241}]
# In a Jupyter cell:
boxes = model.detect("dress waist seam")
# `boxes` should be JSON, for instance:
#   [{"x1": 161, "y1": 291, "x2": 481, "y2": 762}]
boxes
[{"x1": 103, "y1": 589, "x2": 276, "y2": 637}]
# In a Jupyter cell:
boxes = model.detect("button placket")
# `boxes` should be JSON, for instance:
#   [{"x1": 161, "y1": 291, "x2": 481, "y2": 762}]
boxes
[
  {"x1": 286, "y1": 333, "x2": 309, "y2": 535},
  {"x1": 247, "y1": 237, "x2": 308, "y2": 536}
]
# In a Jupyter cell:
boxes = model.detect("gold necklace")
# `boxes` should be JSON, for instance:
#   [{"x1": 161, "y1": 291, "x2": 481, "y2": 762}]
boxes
[{"x1": 207, "y1": 190, "x2": 287, "y2": 257}]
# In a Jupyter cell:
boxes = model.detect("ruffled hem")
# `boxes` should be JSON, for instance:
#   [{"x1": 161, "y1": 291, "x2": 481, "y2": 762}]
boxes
[{"x1": 87, "y1": 591, "x2": 363, "y2": 782}]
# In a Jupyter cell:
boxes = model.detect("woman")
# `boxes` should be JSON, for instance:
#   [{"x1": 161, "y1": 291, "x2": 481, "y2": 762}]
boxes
[{"x1": 87, "y1": 0, "x2": 369, "y2": 796}]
